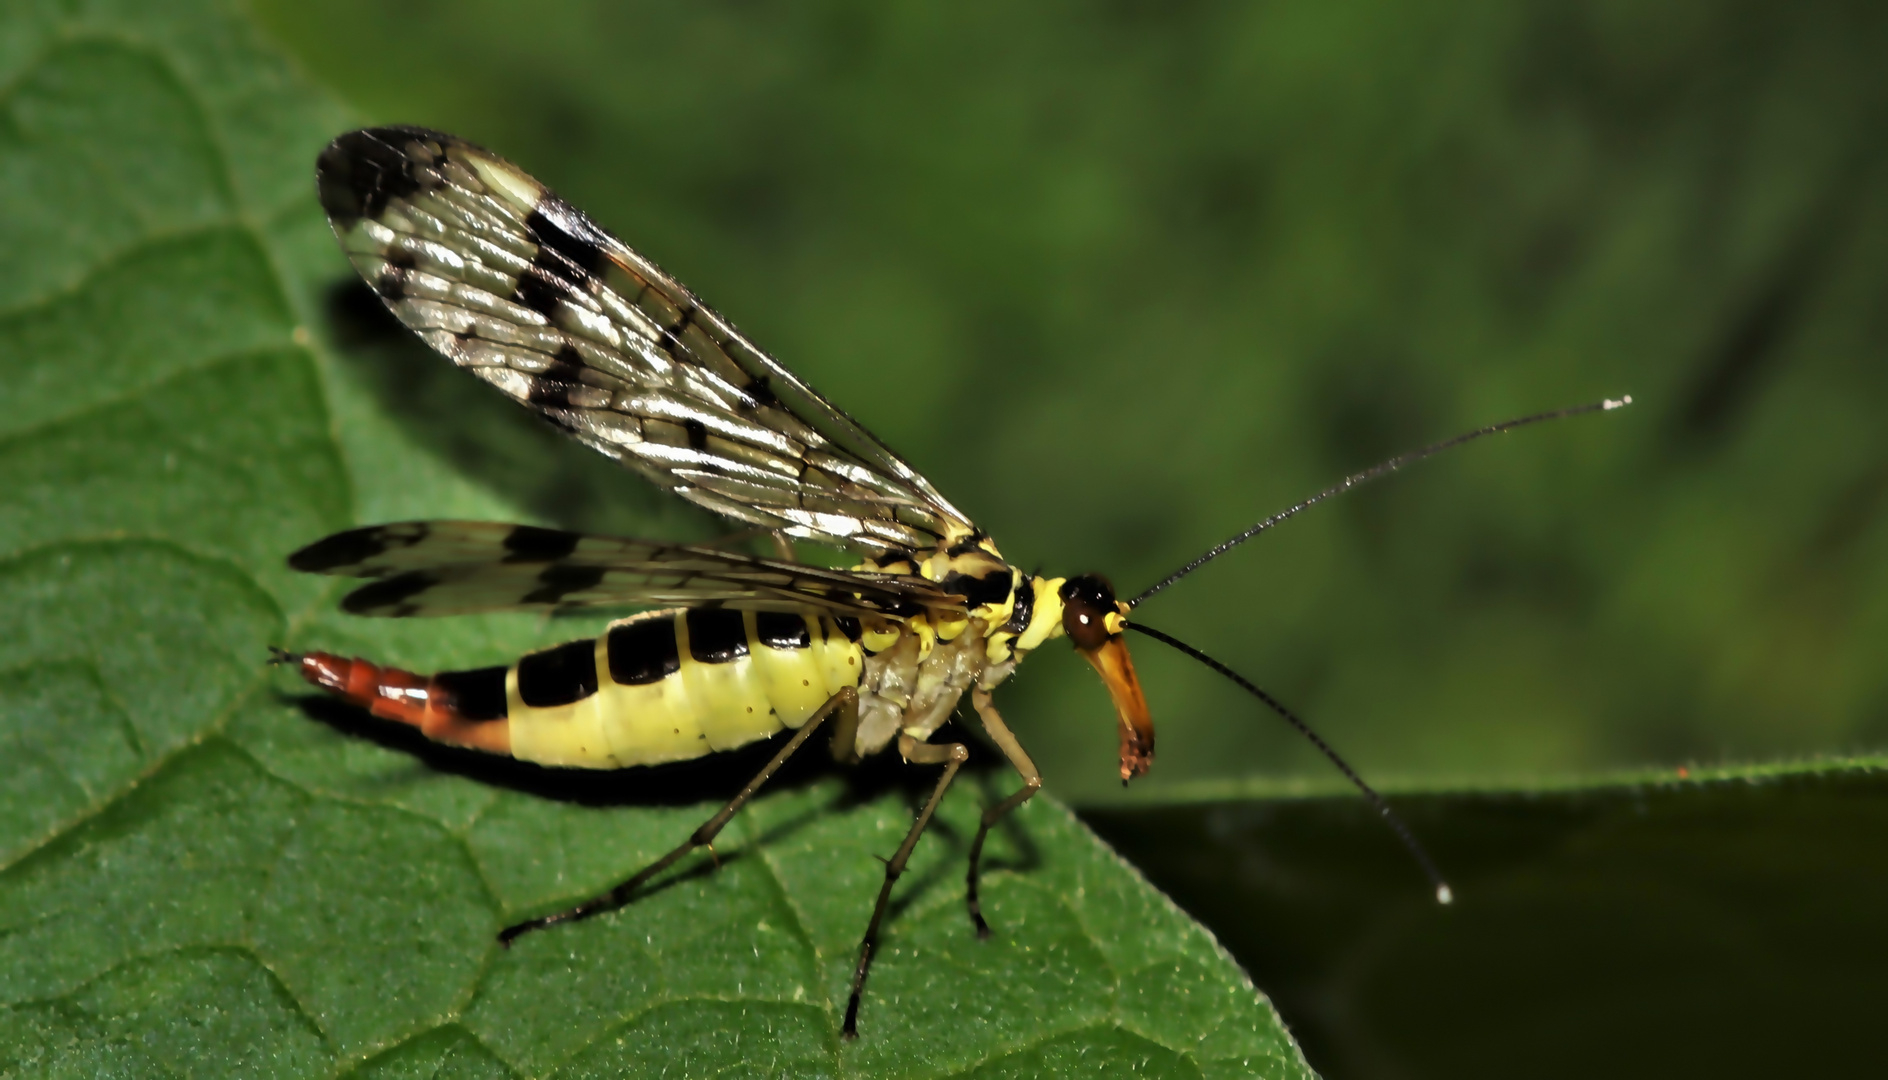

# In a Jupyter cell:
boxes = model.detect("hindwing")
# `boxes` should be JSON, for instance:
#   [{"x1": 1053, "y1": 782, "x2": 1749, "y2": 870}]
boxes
[{"x1": 290, "y1": 521, "x2": 952, "y2": 619}]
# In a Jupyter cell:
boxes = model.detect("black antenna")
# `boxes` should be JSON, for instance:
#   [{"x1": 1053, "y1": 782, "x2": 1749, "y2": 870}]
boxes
[
  {"x1": 1128, "y1": 395, "x2": 1631, "y2": 607},
  {"x1": 1125, "y1": 620, "x2": 1453, "y2": 905}
]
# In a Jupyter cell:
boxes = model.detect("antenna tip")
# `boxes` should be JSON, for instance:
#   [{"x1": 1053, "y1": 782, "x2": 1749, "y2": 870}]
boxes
[
  {"x1": 1435, "y1": 883, "x2": 1454, "y2": 905},
  {"x1": 1602, "y1": 395, "x2": 1633, "y2": 410}
]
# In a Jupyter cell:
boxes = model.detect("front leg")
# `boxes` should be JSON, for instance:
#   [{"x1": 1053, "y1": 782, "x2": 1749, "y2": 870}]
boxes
[{"x1": 964, "y1": 687, "x2": 1042, "y2": 937}]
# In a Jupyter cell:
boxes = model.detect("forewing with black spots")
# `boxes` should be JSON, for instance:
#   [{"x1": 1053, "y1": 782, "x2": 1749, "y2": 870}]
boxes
[{"x1": 317, "y1": 126, "x2": 974, "y2": 557}]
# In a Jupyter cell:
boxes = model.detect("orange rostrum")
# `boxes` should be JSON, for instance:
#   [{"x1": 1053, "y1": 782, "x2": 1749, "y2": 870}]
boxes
[{"x1": 1079, "y1": 634, "x2": 1155, "y2": 782}]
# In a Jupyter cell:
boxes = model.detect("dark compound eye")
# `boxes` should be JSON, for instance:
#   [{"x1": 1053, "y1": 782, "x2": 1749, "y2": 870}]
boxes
[{"x1": 1059, "y1": 574, "x2": 1118, "y2": 651}]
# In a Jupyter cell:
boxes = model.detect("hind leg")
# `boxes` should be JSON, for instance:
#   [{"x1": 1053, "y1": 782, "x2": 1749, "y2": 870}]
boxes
[{"x1": 499, "y1": 686, "x2": 857, "y2": 944}]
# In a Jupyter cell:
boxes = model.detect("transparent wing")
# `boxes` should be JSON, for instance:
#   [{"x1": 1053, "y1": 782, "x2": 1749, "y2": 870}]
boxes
[
  {"x1": 316, "y1": 126, "x2": 974, "y2": 557},
  {"x1": 289, "y1": 521, "x2": 955, "y2": 619}
]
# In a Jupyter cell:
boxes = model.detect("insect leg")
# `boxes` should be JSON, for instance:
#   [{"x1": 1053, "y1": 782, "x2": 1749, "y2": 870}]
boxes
[
  {"x1": 842, "y1": 733, "x2": 970, "y2": 1040},
  {"x1": 498, "y1": 686, "x2": 857, "y2": 945},
  {"x1": 827, "y1": 689, "x2": 863, "y2": 766},
  {"x1": 963, "y1": 687, "x2": 1042, "y2": 937}
]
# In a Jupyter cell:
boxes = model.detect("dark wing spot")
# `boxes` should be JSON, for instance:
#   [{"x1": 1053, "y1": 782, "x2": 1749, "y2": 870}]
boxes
[
  {"x1": 526, "y1": 203, "x2": 606, "y2": 285},
  {"x1": 687, "y1": 608, "x2": 749, "y2": 663},
  {"x1": 756, "y1": 611, "x2": 812, "y2": 650},
  {"x1": 739, "y1": 378, "x2": 778, "y2": 411},
  {"x1": 516, "y1": 639, "x2": 598, "y2": 707},
  {"x1": 526, "y1": 378, "x2": 586, "y2": 408},
  {"x1": 544, "y1": 343, "x2": 587, "y2": 382},
  {"x1": 375, "y1": 250, "x2": 416, "y2": 301},
  {"x1": 607, "y1": 617, "x2": 682, "y2": 685},
  {"x1": 941, "y1": 570, "x2": 1012, "y2": 608},
  {"x1": 521, "y1": 563, "x2": 608, "y2": 605},
  {"x1": 290, "y1": 524, "x2": 423, "y2": 573},
  {"x1": 538, "y1": 360, "x2": 587, "y2": 385},
  {"x1": 342, "y1": 571, "x2": 439, "y2": 616},
  {"x1": 502, "y1": 525, "x2": 581, "y2": 562},
  {"x1": 1004, "y1": 576, "x2": 1035, "y2": 634},
  {"x1": 682, "y1": 418, "x2": 709, "y2": 450},
  {"x1": 316, "y1": 128, "x2": 436, "y2": 227},
  {"x1": 513, "y1": 270, "x2": 567, "y2": 317},
  {"x1": 433, "y1": 666, "x2": 509, "y2": 721}
]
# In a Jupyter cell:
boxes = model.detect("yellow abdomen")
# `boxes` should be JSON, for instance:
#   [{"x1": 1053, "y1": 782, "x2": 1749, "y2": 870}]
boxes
[{"x1": 506, "y1": 608, "x2": 863, "y2": 768}]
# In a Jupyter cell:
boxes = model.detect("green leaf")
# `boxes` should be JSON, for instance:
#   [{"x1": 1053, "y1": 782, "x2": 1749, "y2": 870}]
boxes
[
  {"x1": 0, "y1": 1, "x2": 1303, "y2": 1075},
  {"x1": 1086, "y1": 760, "x2": 1888, "y2": 1078}
]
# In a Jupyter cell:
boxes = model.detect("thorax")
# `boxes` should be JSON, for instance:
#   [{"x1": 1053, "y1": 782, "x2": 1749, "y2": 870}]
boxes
[{"x1": 848, "y1": 536, "x2": 1069, "y2": 756}]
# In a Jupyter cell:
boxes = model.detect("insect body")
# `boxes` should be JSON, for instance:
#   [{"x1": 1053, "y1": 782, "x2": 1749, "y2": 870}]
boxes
[
  {"x1": 284, "y1": 126, "x2": 1624, "y2": 1038},
  {"x1": 285, "y1": 127, "x2": 1161, "y2": 1037},
  {"x1": 288, "y1": 521, "x2": 1115, "y2": 773}
]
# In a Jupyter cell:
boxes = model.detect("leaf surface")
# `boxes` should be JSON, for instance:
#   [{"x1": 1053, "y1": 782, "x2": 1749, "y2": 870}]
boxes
[
  {"x1": 0, "y1": 2, "x2": 1305, "y2": 1076},
  {"x1": 1087, "y1": 761, "x2": 1888, "y2": 1079}
]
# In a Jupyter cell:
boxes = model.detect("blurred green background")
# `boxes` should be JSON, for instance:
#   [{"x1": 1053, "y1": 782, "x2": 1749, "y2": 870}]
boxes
[
  {"x1": 251, "y1": 0, "x2": 1888, "y2": 801},
  {"x1": 243, "y1": 2, "x2": 1888, "y2": 1076}
]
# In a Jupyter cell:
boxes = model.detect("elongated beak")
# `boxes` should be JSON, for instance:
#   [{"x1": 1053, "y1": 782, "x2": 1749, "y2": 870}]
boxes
[{"x1": 1078, "y1": 635, "x2": 1155, "y2": 783}]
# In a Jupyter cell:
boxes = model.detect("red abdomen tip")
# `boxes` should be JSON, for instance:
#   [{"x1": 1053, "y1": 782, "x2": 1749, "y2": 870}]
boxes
[
  {"x1": 294, "y1": 651, "x2": 428, "y2": 724},
  {"x1": 290, "y1": 650, "x2": 511, "y2": 754}
]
